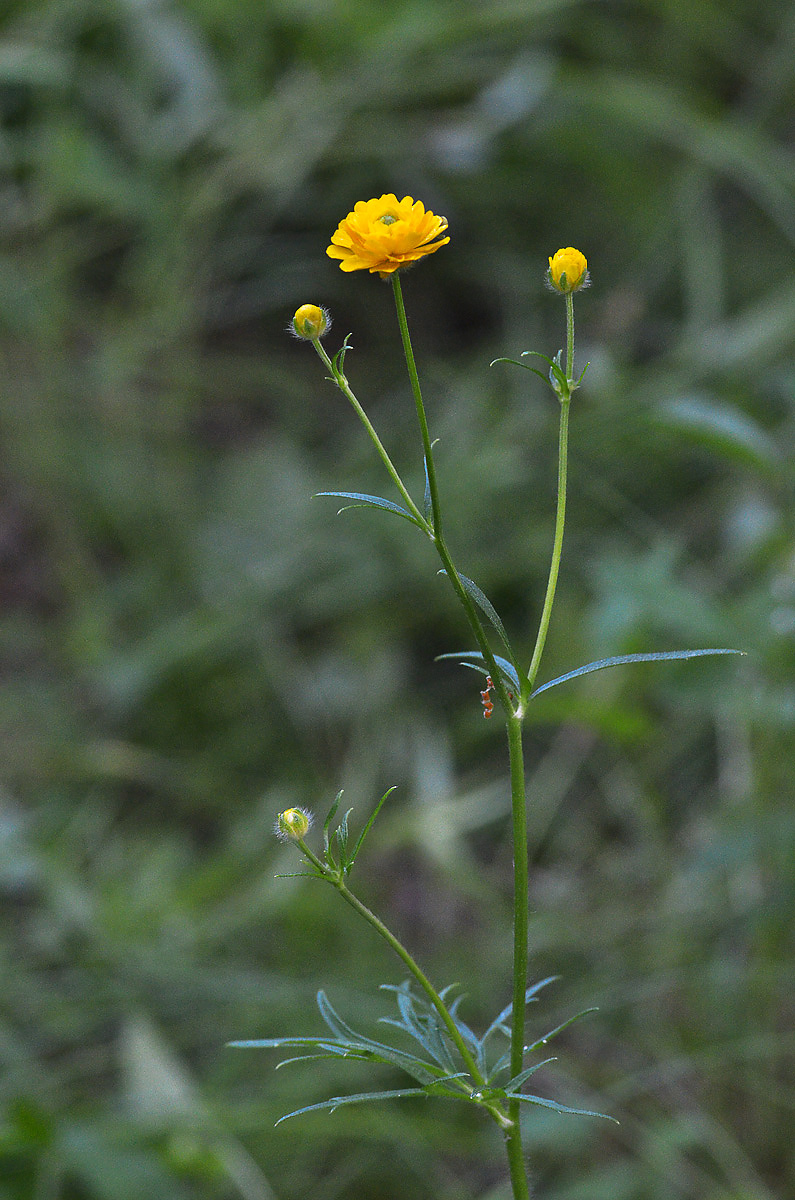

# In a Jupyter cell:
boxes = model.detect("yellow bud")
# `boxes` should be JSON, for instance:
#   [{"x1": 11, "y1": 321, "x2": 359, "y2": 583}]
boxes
[
  {"x1": 275, "y1": 807, "x2": 312, "y2": 841},
  {"x1": 291, "y1": 304, "x2": 330, "y2": 339},
  {"x1": 547, "y1": 247, "x2": 588, "y2": 294}
]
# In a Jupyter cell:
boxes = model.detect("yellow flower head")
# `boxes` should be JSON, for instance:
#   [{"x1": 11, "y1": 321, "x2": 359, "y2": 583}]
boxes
[
  {"x1": 291, "y1": 303, "x2": 330, "y2": 339},
  {"x1": 548, "y1": 247, "x2": 588, "y2": 293},
  {"x1": 326, "y1": 195, "x2": 450, "y2": 278},
  {"x1": 275, "y1": 807, "x2": 312, "y2": 841}
]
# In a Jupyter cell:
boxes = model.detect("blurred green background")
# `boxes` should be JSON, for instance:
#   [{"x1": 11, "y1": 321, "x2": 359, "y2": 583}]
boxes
[{"x1": 1, "y1": 0, "x2": 793, "y2": 1197}]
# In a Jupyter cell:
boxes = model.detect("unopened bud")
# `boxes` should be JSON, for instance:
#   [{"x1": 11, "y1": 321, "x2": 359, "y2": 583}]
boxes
[
  {"x1": 291, "y1": 304, "x2": 330, "y2": 339},
  {"x1": 547, "y1": 248, "x2": 588, "y2": 294},
  {"x1": 275, "y1": 807, "x2": 312, "y2": 841}
]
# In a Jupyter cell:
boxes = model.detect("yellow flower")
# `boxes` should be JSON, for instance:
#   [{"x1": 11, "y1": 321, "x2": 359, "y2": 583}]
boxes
[
  {"x1": 275, "y1": 807, "x2": 312, "y2": 841},
  {"x1": 548, "y1": 247, "x2": 588, "y2": 293},
  {"x1": 326, "y1": 194, "x2": 450, "y2": 278},
  {"x1": 292, "y1": 303, "x2": 330, "y2": 339}
]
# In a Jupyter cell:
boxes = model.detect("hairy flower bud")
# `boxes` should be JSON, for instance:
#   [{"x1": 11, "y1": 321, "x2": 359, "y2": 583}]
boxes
[
  {"x1": 547, "y1": 248, "x2": 588, "y2": 294},
  {"x1": 291, "y1": 304, "x2": 330, "y2": 339},
  {"x1": 275, "y1": 807, "x2": 312, "y2": 841}
]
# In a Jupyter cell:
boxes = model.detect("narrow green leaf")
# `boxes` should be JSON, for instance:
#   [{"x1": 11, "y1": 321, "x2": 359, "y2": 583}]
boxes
[
  {"x1": 335, "y1": 807, "x2": 352, "y2": 865},
  {"x1": 331, "y1": 333, "x2": 354, "y2": 376},
  {"x1": 482, "y1": 978, "x2": 559, "y2": 1045},
  {"x1": 448, "y1": 995, "x2": 480, "y2": 1054},
  {"x1": 275, "y1": 1052, "x2": 369, "y2": 1069},
  {"x1": 348, "y1": 786, "x2": 395, "y2": 870},
  {"x1": 530, "y1": 648, "x2": 745, "y2": 699},
  {"x1": 423, "y1": 455, "x2": 433, "y2": 523},
  {"x1": 316, "y1": 492, "x2": 420, "y2": 525},
  {"x1": 505, "y1": 1092, "x2": 617, "y2": 1121},
  {"x1": 435, "y1": 651, "x2": 521, "y2": 693},
  {"x1": 317, "y1": 991, "x2": 364, "y2": 1042},
  {"x1": 489, "y1": 355, "x2": 529, "y2": 369},
  {"x1": 503, "y1": 1059, "x2": 557, "y2": 1091},
  {"x1": 275, "y1": 1087, "x2": 430, "y2": 1125},
  {"x1": 438, "y1": 571, "x2": 516, "y2": 665},
  {"x1": 231, "y1": 1030, "x2": 446, "y2": 1085},
  {"x1": 315, "y1": 994, "x2": 450, "y2": 1082},
  {"x1": 229, "y1": 1034, "x2": 368, "y2": 1052},
  {"x1": 323, "y1": 790, "x2": 343, "y2": 858},
  {"x1": 490, "y1": 350, "x2": 556, "y2": 373},
  {"x1": 525, "y1": 1008, "x2": 599, "y2": 1054},
  {"x1": 380, "y1": 983, "x2": 457, "y2": 1072}
]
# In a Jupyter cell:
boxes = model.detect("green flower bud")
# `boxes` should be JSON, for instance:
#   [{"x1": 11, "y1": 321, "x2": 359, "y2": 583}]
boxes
[{"x1": 275, "y1": 807, "x2": 312, "y2": 841}]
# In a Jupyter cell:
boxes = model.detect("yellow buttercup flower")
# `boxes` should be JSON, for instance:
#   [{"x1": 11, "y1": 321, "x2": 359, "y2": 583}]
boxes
[
  {"x1": 326, "y1": 194, "x2": 450, "y2": 278},
  {"x1": 548, "y1": 247, "x2": 588, "y2": 293}
]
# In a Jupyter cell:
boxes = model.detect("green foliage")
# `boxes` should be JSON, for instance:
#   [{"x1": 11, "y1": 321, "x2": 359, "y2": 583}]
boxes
[{"x1": 231, "y1": 981, "x2": 610, "y2": 1127}]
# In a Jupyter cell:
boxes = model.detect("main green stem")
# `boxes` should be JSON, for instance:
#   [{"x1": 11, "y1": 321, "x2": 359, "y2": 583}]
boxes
[
  {"x1": 391, "y1": 274, "x2": 515, "y2": 719},
  {"x1": 392, "y1": 273, "x2": 531, "y2": 1200},
  {"x1": 505, "y1": 713, "x2": 531, "y2": 1200}
]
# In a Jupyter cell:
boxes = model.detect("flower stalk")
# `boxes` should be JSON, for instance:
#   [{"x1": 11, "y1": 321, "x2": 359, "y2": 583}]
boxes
[{"x1": 309, "y1": 336, "x2": 430, "y2": 531}]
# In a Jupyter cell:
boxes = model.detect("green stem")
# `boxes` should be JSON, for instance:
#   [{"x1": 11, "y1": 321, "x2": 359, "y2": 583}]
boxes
[
  {"x1": 311, "y1": 338, "x2": 429, "y2": 531},
  {"x1": 391, "y1": 275, "x2": 516, "y2": 718},
  {"x1": 335, "y1": 880, "x2": 486, "y2": 1086},
  {"x1": 565, "y1": 290, "x2": 575, "y2": 381},
  {"x1": 523, "y1": 292, "x2": 575, "y2": 701},
  {"x1": 391, "y1": 274, "x2": 442, "y2": 535},
  {"x1": 505, "y1": 713, "x2": 531, "y2": 1200},
  {"x1": 523, "y1": 395, "x2": 570, "y2": 698},
  {"x1": 393, "y1": 272, "x2": 531, "y2": 1199}
]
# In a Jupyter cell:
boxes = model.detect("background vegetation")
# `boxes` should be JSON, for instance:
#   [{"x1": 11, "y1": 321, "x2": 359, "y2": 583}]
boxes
[{"x1": 1, "y1": 0, "x2": 793, "y2": 1197}]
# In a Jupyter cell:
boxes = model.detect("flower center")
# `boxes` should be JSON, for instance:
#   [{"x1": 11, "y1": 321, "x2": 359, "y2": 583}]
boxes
[{"x1": 379, "y1": 213, "x2": 399, "y2": 225}]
